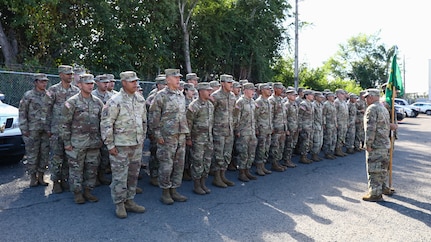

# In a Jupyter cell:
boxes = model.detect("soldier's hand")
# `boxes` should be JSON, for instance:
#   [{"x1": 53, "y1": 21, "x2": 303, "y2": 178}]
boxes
[
  {"x1": 366, "y1": 147, "x2": 372, "y2": 152},
  {"x1": 109, "y1": 147, "x2": 118, "y2": 156},
  {"x1": 186, "y1": 139, "x2": 192, "y2": 146},
  {"x1": 64, "y1": 145, "x2": 73, "y2": 151},
  {"x1": 390, "y1": 123, "x2": 398, "y2": 130},
  {"x1": 157, "y1": 138, "x2": 165, "y2": 145}
]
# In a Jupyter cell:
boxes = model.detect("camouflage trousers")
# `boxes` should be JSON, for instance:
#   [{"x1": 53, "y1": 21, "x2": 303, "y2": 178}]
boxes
[
  {"x1": 345, "y1": 123, "x2": 356, "y2": 149},
  {"x1": 323, "y1": 126, "x2": 337, "y2": 154},
  {"x1": 235, "y1": 134, "x2": 258, "y2": 169},
  {"x1": 99, "y1": 144, "x2": 110, "y2": 171},
  {"x1": 109, "y1": 144, "x2": 143, "y2": 204},
  {"x1": 157, "y1": 134, "x2": 186, "y2": 189},
  {"x1": 283, "y1": 130, "x2": 298, "y2": 161},
  {"x1": 299, "y1": 128, "x2": 313, "y2": 155},
  {"x1": 149, "y1": 137, "x2": 159, "y2": 178},
  {"x1": 311, "y1": 128, "x2": 323, "y2": 155},
  {"x1": 211, "y1": 134, "x2": 234, "y2": 171},
  {"x1": 23, "y1": 130, "x2": 49, "y2": 174},
  {"x1": 189, "y1": 137, "x2": 213, "y2": 180},
  {"x1": 67, "y1": 148, "x2": 100, "y2": 192},
  {"x1": 49, "y1": 134, "x2": 69, "y2": 182},
  {"x1": 366, "y1": 148, "x2": 389, "y2": 196},
  {"x1": 185, "y1": 145, "x2": 191, "y2": 171},
  {"x1": 268, "y1": 132, "x2": 286, "y2": 163},
  {"x1": 336, "y1": 123, "x2": 348, "y2": 149},
  {"x1": 355, "y1": 121, "x2": 365, "y2": 148},
  {"x1": 255, "y1": 133, "x2": 271, "y2": 164}
]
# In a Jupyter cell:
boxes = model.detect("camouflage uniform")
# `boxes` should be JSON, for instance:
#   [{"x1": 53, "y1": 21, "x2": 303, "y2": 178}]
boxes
[
  {"x1": 268, "y1": 94, "x2": 287, "y2": 165},
  {"x1": 186, "y1": 97, "x2": 214, "y2": 179},
  {"x1": 283, "y1": 99, "x2": 299, "y2": 162},
  {"x1": 364, "y1": 99, "x2": 390, "y2": 197},
  {"x1": 322, "y1": 98, "x2": 337, "y2": 155},
  {"x1": 61, "y1": 92, "x2": 103, "y2": 193},
  {"x1": 254, "y1": 94, "x2": 273, "y2": 165},
  {"x1": 355, "y1": 98, "x2": 366, "y2": 149},
  {"x1": 311, "y1": 99, "x2": 323, "y2": 156},
  {"x1": 298, "y1": 98, "x2": 314, "y2": 156},
  {"x1": 345, "y1": 98, "x2": 358, "y2": 150},
  {"x1": 145, "y1": 91, "x2": 160, "y2": 180},
  {"x1": 149, "y1": 87, "x2": 189, "y2": 189},
  {"x1": 19, "y1": 87, "x2": 51, "y2": 175},
  {"x1": 92, "y1": 88, "x2": 113, "y2": 104},
  {"x1": 334, "y1": 97, "x2": 348, "y2": 150},
  {"x1": 47, "y1": 81, "x2": 80, "y2": 183},
  {"x1": 101, "y1": 88, "x2": 147, "y2": 204}
]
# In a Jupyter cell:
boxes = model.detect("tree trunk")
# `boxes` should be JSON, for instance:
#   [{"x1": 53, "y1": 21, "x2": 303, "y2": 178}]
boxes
[
  {"x1": 0, "y1": 21, "x2": 17, "y2": 66},
  {"x1": 183, "y1": 28, "x2": 192, "y2": 73}
]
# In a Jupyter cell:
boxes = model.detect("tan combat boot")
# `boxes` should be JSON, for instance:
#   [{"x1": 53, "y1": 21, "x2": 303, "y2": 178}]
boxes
[
  {"x1": 170, "y1": 188, "x2": 187, "y2": 202},
  {"x1": 29, "y1": 173, "x2": 38, "y2": 187},
  {"x1": 212, "y1": 171, "x2": 227, "y2": 188},
  {"x1": 125, "y1": 199, "x2": 146, "y2": 213},
  {"x1": 238, "y1": 169, "x2": 250, "y2": 182},
  {"x1": 383, "y1": 187, "x2": 395, "y2": 196},
  {"x1": 362, "y1": 193, "x2": 383, "y2": 202},
  {"x1": 149, "y1": 177, "x2": 159, "y2": 187},
  {"x1": 74, "y1": 191, "x2": 86, "y2": 204},
  {"x1": 285, "y1": 160, "x2": 297, "y2": 168},
  {"x1": 334, "y1": 148, "x2": 345, "y2": 157},
  {"x1": 245, "y1": 169, "x2": 257, "y2": 180},
  {"x1": 255, "y1": 163, "x2": 266, "y2": 176},
  {"x1": 115, "y1": 202, "x2": 127, "y2": 218},
  {"x1": 346, "y1": 148, "x2": 355, "y2": 154},
  {"x1": 262, "y1": 163, "x2": 272, "y2": 174},
  {"x1": 193, "y1": 179, "x2": 206, "y2": 195},
  {"x1": 52, "y1": 181, "x2": 63, "y2": 193},
  {"x1": 37, "y1": 172, "x2": 48, "y2": 186},
  {"x1": 160, "y1": 189, "x2": 174, "y2": 205},
  {"x1": 220, "y1": 170, "x2": 235, "y2": 186},
  {"x1": 271, "y1": 162, "x2": 285, "y2": 172},
  {"x1": 324, "y1": 153, "x2": 334, "y2": 160},
  {"x1": 83, "y1": 187, "x2": 99, "y2": 202},
  {"x1": 97, "y1": 170, "x2": 111, "y2": 185},
  {"x1": 299, "y1": 155, "x2": 312, "y2": 164},
  {"x1": 135, "y1": 187, "x2": 143, "y2": 194},
  {"x1": 200, "y1": 177, "x2": 211, "y2": 194},
  {"x1": 311, "y1": 154, "x2": 321, "y2": 162}
]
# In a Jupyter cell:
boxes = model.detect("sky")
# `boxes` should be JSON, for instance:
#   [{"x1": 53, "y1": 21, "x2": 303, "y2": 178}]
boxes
[{"x1": 292, "y1": 0, "x2": 431, "y2": 94}]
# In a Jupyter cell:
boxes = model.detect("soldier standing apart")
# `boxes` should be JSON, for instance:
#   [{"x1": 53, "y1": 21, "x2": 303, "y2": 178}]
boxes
[
  {"x1": 233, "y1": 83, "x2": 258, "y2": 182},
  {"x1": 268, "y1": 82, "x2": 288, "y2": 172},
  {"x1": 281, "y1": 89, "x2": 299, "y2": 168},
  {"x1": 310, "y1": 92, "x2": 324, "y2": 161},
  {"x1": 362, "y1": 89, "x2": 397, "y2": 202},
  {"x1": 345, "y1": 94, "x2": 358, "y2": 154},
  {"x1": 355, "y1": 91, "x2": 366, "y2": 151},
  {"x1": 334, "y1": 89, "x2": 349, "y2": 157},
  {"x1": 19, "y1": 73, "x2": 51, "y2": 187},
  {"x1": 61, "y1": 74, "x2": 103, "y2": 204},
  {"x1": 210, "y1": 74, "x2": 236, "y2": 188},
  {"x1": 254, "y1": 83, "x2": 274, "y2": 175},
  {"x1": 149, "y1": 69, "x2": 189, "y2": 205},
  {"x1": 47, "y1": 65, "x2": 80, "y2": 193},
  {"x1": 186, "y1": 83, "x2": 214, "y2": 195},
  {"x1": 322, "y1": 92, "x2": 338, "y2": 159},
  {"x1": 298, "y1": 90, "x2": 315, "y2": 164},
  {"x1": 101, "y1": 71, "x2": 147, "y2": 218}
]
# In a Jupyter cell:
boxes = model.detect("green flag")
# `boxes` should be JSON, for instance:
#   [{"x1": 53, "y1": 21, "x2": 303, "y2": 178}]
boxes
[{"x1": 385, "y1": 53, "x2": 404, "y2": 105}]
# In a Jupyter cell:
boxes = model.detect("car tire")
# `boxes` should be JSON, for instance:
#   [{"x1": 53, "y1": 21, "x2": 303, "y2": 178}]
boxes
[
  {"x1": 412, "y1": 110, "x2": 419, "y2": 117},
  {"x1": 426, "y1": 110, "x2": 431, "y2": 115}
]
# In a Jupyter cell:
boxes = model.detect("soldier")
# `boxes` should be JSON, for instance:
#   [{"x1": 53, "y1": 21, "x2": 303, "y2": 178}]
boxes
[
  {"x1": 210, "y1": 74, "x2": 236, "y2": 188},
  {"x1": 182, "y1": 83, "x2": 196, "y2": 181},
  {"x1": 149, "y1": 69, "x2": 190, "y2": 205},
  {"x1": 355, "y1": 91, "x2": 366, "y2": 151},
  {"x1": 362, "y1": 89, "x2": 397, "y2": 202},
  {"x1": 233, "y1": 83, "x2": 258, "y2": 182},
  {"x1": 254, "y1": 83, "x2": 273, "y2": 175},
  {"x1": 232, "y1": 81, "x2": 242, "y2": 100},
  {"x1": 61, "y1": 74, "x2": 103, "y2": 204},
  {"x1": 72, "y1": 65, "x2": 86, "y2": 86},
  {"x1": 298, "y1": 90, "x2": 315, "y2": 164},
  {"x1": 295, "y1": 87, "x2": 305, "y2": 105},
  {"x1": 19, "y1": 73, "x2": 51, "y2": 187},
  {"x1": 334, "y1": 89, "x2": 349, "y2": 156},
  {"x1": 281, "y1": 89, "x2": 299, "y2": 168},
  {"x1": 310, "y1": 91, "x2": 324, "y2": 161},
  {"x1": 345, "y1": 94, "x2": 358, "y2": 154},
  {"x1": 229, "y1": 80, "x2": 242, "y2": 172},
  {"x1": 186, "y1": 82, "x2": 214, "y2": 195},
  {"x1": 268, "y1": 82, "x2": 288, "y2": 172},
  {"x1": 47, "y1": 65, "x2": 80, "y2": 193},
  {"x1": 101, "y1": 71, "x2": 147, "y2": 218},
  {"x1": 209, "y1": 80, "x2": 221, "y2": 94},
  {"x1": 322, "y1": 92, "x2": 338, "y2": 159},
  {"x1": 106, "y1": 74, "x2": 118, "y2": 94}
]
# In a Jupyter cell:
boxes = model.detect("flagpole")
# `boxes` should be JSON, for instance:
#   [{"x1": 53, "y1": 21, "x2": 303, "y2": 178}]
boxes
[{"x1": 389, "y1": 85, "x2": 395, "y2": 188}]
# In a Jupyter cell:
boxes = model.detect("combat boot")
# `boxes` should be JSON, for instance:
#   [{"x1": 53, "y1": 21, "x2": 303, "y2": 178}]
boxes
[
  {"x1": 83, "y1": 187, "x2": 99, "y2": 202},
  {"x1": 255, "y1": 163, "x2": 266, "y2": 176},
  {"x1": 283, "y1": 160, "x2": 297, "y2": 168},
  {"x1": 160, "y1": 189, "x2": 174, "y2": 205},
  {"x1": 115, "y1": 202, "x2": 127, "y2": 218},
  {"x1": 97, "y1": 170, "x2": 111, "y2": 185},
  {"x1": 299, "y1": 155, "x2": 312, "y2": 164},
  {"x1": 125, "y1": 199, "x2": 146, "y2": 213},
  {"x1": 182, "y1": 169, "x2": 192, "y2": 181},
  {"x1": 212, "y1": 171, "x2": 227, "y2": 188},
  {"x1": 29, "y1": 173, "x2": 38, "y2": 187},
  {"x1": 362, "y1": 193, "x2": 383, "y2": 202},
  {"x1": 245, "y1": 169, "x2": 257, "y2": 180},
  {"x1": 383, "y1": 187, "x2": 395, "y2": 196},
  {"x1": 227, "y1": 161, "x2": 237, "y2": 171},
  {"x1": 52, "y1": 181, "x2": 63, "y2": 193},
  {"x1": 37, "y1": 172, "x2": 48, "y2": 186},
  {"x1": 334, "y1": 148, "x2": 345, "y2": 157},
  {"x1": 149, "y1": 176, "x2": 159, "y2": 186},
  {"x1": 262, "y1": 164, "x2": 272, "y2": 174},
  {"x1": 346, "y1": 148, "x2": 355, "y2": 154},
  {"x1": 324, "y1": 153, "x2": 335, "y2": 160},
  {"x1": 238, "y1": 169, "x2": 250, "y2": 182},
  {"x1": 61, "y1": 180, "x2": 70, "y2": 191},
  {"x1": 74, "y1": 191, "x2": 86, "y2": 204},
  {"x1": 220, "y1": 170, "x2": 235, "y2": 186},
  {"x1": 311, "y1": 154, "x2": 321, "y2": 162},
  {"x1": 200, "y1": 177, "x2": 211, "y2": 194},
  {"x1": 193, "y1": 179, "x2": 206, "y2": 195},
  {"x1": 136, "y1": 187, "x2": 143, "y2": 194},
  {"x1": 170, "y1": 188, "x2": 187, "y2": 202},
  {"x1": 271, "y1": 162, "x2": 285, "y2": 172}
]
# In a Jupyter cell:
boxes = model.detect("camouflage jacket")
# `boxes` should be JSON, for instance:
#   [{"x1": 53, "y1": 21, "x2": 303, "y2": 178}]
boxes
[
  {"x1": 233, "y1": 96, "x2": 256, "y2": 136},
  {"x1": 149, "y1": 87, "x2": 189, "y2": 140},
  {"x1": 285, "y1": 100, "x2": 299, "y2": 133},
  {"x1": 268, "y1": 95, "x2": 287, "y2": 133},
  {"x1": 322, "y1": 100, "x2": 337, "y2": 129},
  {"x1": 92, "y1": 88, "x2": 113, "y2": 104},
  {"x1": 313, "y1": 101, "x2": 323, "y2": 131},
  {"x1": 61, "y1": 93, "x2": 103, "y2": 149},
  {"x1": 364, "y1": 101, "x2": 390, "y2": 149},
  {"x1": 299, "y1": 99, "x2": 314, "y2": 130},
  {"x1": 334, "y1": 98, "x2": 349, "y2": 125},
  {"x1": 101, "y1": 89, "x2": 147, "y2": 150},
  {"x1": 18, "y1": 88, "x2": 51, "y2": 133},
  {"x1": 254, "y1": 95, "x2": 273, "y2": 135},
  {"x1": 186, "y1": 98, "x2": 214, "y2": 141},
  {"x1": 211, "y1": 88, "x2": 236, "y2": 136},
  {"x1": 356, "y1": 99, "x2": 366, "y2": 123},
  {"x1": 347, "y1": 101, "x2": 357, "y2": 128},
  {"x1": 46, "y1": 82, "x2": 80, "y2": 134}
]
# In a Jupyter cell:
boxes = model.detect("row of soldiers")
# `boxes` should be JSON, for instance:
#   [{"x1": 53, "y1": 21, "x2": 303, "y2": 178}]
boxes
[{"x1": 18, "y1": 65, "x2": 367, "y2": 218}]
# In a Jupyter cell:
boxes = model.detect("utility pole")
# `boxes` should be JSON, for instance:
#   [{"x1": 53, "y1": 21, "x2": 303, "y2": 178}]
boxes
[{"x1": 294, "y1": 0, "x2": 299, "y2": 90}]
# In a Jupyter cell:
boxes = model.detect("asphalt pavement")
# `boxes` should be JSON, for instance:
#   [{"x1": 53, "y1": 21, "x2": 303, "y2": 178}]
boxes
[{"x1": 0, "y1": 115, "x2": 430, "y2": 242}]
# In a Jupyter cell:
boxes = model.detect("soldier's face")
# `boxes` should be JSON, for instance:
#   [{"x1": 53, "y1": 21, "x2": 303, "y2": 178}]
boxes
[
  {"x1": 79, "y1": 82, "x2": 94, "y2": 95},
  {"x1": 233, "y1": 87, "x2": 240, "y2": 95},
  {"x1": 199, "y1": 89, "x2": 211, "y2": 100},
  {"x1": 60, "y1": 73, "x2": 73, "y2": 83},
  {"x1": 96, "y1": 82, "x2": 109, "y2": 92},
  {"x1": 107, "y1": 81, "x2": 115, "y2": 91},
  {"x1": 221, "y1": 81, "x2": 232, "y2": 92},
  {"x1": 287, "y1": 93, "x2": 296, "y2": 101},
  {"x1": 35, "y1": 80, "x2": 48, "y2": 91},
  {"x1": 188, "y1": 79, "x2": 197, "y2": 87},
  {"x1": 244, "y1": 88, "x2": 254, "y2": 98},
  {"x1": 122, "y1": 80, "x2": 138, "y2": 94},
  {"x1": 166, "y1": 76, "x2": 180, "y2": 90}
]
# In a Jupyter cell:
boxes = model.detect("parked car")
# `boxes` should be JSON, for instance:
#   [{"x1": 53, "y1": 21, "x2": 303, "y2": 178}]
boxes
[
  {"x1": 410, "y1": 102, "x2": 431, "y2": 115},
  {"x1": 394, "y1": 98, "x2": 419, "y2": 117},
  {"x1": 394, "y1": 105, "x2": 405, "y2": 122},
  {"x1": 0, "y1": 94, "x2": 25, "y2": 163}
]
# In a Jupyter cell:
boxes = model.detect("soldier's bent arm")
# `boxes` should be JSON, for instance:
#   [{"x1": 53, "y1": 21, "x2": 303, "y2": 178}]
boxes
[
  {"x1": 364, "y1": 107, "x2": 377, "y2": 148},
  {"x1": 101, "y1": 100, "x2": 119, "y2": 150},
  {"x1": 148, "y1": 93, "x2": 163, "y2": 141},
  {"x1": 18, "y1": 94, "x2": 29, "y2": 135}
]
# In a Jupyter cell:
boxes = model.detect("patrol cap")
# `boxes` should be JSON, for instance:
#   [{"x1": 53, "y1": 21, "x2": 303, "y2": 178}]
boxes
[
  {"x1": 359, "y1": 90, "x2": 366, "y2": 96},
  {"x1": 220, "y1": 74, "x2": 234, "y2": 83},
  {"x1": 183, "y1": 83, "x2": 196, "y2": 91},
  {"x1": 165, "y1": 69, "x2": 183, "y2": 77},
  {"x1": 363, "y1": 88, "x2": 380, "y2": 97},
  {"x1": 79, "y1": 74, "x2": 95, "y2": 84},
  {"x1": 272, "y1": 82, "x2": 284, "y2": 89},
  {"x1": 197, "y1": 82, "x2": 213, "y2": 91},
  {"x1": 105, "y1": 74, "x2": 115, "y2": 81},
  {"x1": 314, "y1": 91, "x2": 324, "y2": 97},
  {"x1": 260, "y1": 83, "x2": 272, "y2": 90},
  {"x1": 350, "y1": 94, "x2": 359, "y2": 99},
  {"x1": 303, "y1": 90, "x2": 314, "y2": 95},
  {"x1": 58, "y1": 65, "x2": 74, "y2": 74},
  {"x1": 232, "y1": 81, "x2": 242, "y2": 89},
  {"x1": 34, "y1": 73, "x2": 49, "y2": 81},
  {"x1": 209, "y1": 80, "x2": 221, "y2": 87},
  {"x1": 186, "y1": 73, "x2": 199, "y2": 80},
  {"x1": 335, "y1": 89, "x2": 346, "y2": 94},
  {"x1": 120, "y1": 71, "x2": 139, "y2": 82},
  {"x1": 286, "y1": 89, "x2": 298, "y2": 95},
  {"x1": 73, "y1": 66, "x2": 86, "y2": 75},
  {"x1": 95, "y1": 74, "x2": 110, "y2": 83},
  {"x1": 325, "y1": 92, "x2": 335, "y2": 97},
  {"x1": 243, "y1": 83, "x2": 256, "y2": 90},
  {"x1": 239, "y1": 79, "x2": 249, "y2": 85},
  {"x1": 155, "y1": 75, "x2": 167, "y2": 84}
]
